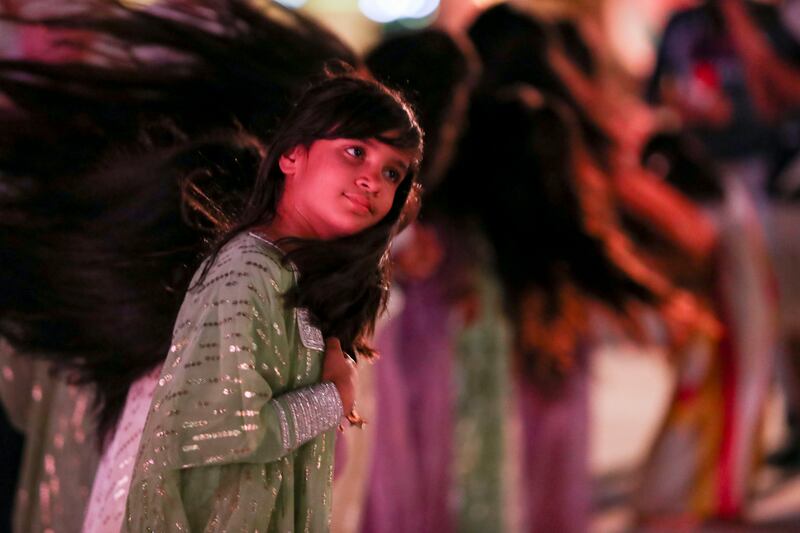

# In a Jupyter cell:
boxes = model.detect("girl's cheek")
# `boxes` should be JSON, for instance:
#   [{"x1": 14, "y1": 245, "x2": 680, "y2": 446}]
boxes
[{"x1": 377, "y1": 198, "x2": 393, "y2": 218}]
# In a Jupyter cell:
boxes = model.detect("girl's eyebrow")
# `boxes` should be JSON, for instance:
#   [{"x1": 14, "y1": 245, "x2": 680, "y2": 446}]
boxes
[
  {"x1": 362, "y1": 138, "x2": 411, "y2": 170},
  {"x1": 389, "y1": 158, "x2": 411, "y2": 171}
]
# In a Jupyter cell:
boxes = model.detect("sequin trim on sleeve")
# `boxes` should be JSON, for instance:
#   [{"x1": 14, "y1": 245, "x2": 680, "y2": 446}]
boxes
[
  {"x1": 279, "y1": 382, "x2": 342, "y2": 449},
  {"x1": 296, "y1": 308, "x2": 325, "y2": 351},
  {"x1": 273, "y1": 401, "x2": 292, "y2": 451}
]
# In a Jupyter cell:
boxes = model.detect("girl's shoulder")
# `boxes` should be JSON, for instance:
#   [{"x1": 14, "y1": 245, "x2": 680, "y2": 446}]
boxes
[{"x1": 190, "y1": 232, "x2": 294, "y2": 297}]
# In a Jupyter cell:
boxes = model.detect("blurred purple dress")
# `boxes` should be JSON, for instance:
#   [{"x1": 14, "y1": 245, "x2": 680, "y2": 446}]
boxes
[
  {"x1": 517, "y1": 363, "x2": 590, "y2": 533},
  {"x1": 362, "y1": 273, "x2": 456, "y2": 533}
]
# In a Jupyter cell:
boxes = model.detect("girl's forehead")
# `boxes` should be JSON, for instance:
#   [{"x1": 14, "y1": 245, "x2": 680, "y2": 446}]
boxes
[
  {"x1": 324, "y1": 136, "x2": 418, "y2": 160},
  {"x1": 374, "y1": 140, "x2": 420, "y2": 166}
]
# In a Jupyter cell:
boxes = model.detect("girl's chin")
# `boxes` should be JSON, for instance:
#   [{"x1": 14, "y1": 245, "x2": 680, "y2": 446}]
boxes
[{"x1": 339, "y1": 212, "x2": 377, "y2": 231}]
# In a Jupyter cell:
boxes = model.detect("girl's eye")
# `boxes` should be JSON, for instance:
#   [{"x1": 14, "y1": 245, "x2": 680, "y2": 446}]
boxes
[
  {"x1": 345, "y1": 146, "x2": 365, "y2": 158},
  {"x1": 383, "y1": 168, "x2": 402, "y2": 183}
]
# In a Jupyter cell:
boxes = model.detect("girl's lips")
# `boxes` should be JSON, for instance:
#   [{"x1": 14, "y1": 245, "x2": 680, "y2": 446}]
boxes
[{"x1": 344, "y1": 193, "x2": 372, "y2": 214}]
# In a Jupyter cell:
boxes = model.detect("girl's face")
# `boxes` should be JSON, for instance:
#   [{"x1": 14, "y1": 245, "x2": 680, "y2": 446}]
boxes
[{"x1": 277, "y1": 137, "x2": 415, "y2": 239}]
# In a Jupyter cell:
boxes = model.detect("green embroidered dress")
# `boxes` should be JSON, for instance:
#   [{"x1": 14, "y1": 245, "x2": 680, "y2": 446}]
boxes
[{"x1": 124, "y1": 232, "x2": 342, "y2": 532}]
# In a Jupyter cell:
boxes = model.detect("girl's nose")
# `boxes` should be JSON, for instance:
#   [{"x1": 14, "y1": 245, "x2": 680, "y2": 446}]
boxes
[{"x1": 355, "y1": 168, "x2": 380, "y2": 193}]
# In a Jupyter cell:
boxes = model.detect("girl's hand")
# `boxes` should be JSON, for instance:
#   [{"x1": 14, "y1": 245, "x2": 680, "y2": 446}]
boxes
[{"x1": 322, "y1": 338, "x2": 358, "y2": 415}]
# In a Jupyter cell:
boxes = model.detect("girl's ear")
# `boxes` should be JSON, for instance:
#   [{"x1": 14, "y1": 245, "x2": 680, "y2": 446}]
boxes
[{"x1": 279, "y1": 145, "x2": 305, "y2": 177}]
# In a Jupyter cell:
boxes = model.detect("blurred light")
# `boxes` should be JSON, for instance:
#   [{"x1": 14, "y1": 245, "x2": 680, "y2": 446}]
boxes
[
  {"x1": 410, "y1": 0, "x2": 439, "y2": 18},
  {"x1": 604, "y1": 0, "x2": 657, "y2": 76},
  {"x1": 358, "y1": 0, "x2": 439, "y2": 23},
  {"x1": 275, "y1": 0, "x2": 308, "y2": 8},
  {"x1": 121, "y1": 0, "x2": 160, "y2": 7},
  {"x1": 471, "y1": 0, "x2": 504, "y2": 7}
]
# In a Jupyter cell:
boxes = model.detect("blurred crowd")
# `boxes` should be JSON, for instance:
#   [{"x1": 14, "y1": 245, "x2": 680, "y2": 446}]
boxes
[{"x1": 1, "y1": 0, "x2": 800, "y2": 532}]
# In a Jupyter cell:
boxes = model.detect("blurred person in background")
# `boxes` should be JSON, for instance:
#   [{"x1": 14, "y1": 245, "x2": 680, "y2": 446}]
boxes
[
  {"x1": 465, "y1": 4, "x2": 722, "y2": 531},
  {"x1": 527, "y1": 1, "x2": 781, "y2": 525},
  {"x1": 634, "y1": 130, "x2": 778, "y2": 527},
  {"x1": 438, "y1": 83, "x2": 672, "y2": 533},
  {"x1": 649, "y1": 0, "x2": 800, "y2": 483}
]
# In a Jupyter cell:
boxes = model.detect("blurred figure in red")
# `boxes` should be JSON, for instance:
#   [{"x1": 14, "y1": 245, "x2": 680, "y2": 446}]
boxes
[
  {"x1": 634, "y1": 130, "x2": 779, "y2": 528},
  {"x1": 647, "y1": 0, "x2": 800, "y2": 498},
  {"x1": 647, "y1": 0, "x2": 800, "y2": 199}
]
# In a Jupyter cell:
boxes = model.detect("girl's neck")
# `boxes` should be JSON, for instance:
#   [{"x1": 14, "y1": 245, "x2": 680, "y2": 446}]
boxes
[{"x1": 254, "y1": 208, "x2": 319, "y2": 242}]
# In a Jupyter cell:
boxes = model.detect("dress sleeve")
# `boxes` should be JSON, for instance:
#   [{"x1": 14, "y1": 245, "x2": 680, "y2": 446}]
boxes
[
  {"x1": 141, "y1": 252, "x2": 340, "y2": 471},
  {"x1": 124, "y1": 245, "x2": 341, "y2": 531}
]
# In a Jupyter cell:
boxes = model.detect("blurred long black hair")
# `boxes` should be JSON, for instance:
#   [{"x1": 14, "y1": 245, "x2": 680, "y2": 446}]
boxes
[
  {"x1": 0, "y1": 0, "x2": 362, "y2": 439},
  {"x1": 467, "y1": 3, "x2": 614, "y2": 171},
  {"x1": 641, "y1": 130, "x2": 723, "y2": 202},
  {"x1": 435, "y1": 88, "x2": 652, "y2": 371},
  {"x1": 453, "y1": 89, "x2": 651, "y2": 303}
]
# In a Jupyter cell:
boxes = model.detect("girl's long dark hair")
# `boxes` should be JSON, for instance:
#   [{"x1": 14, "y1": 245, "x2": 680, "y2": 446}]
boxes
[
  {"x1": 200, "y1": 73, "x2": 423, "y2": 361},
  {"x1": 0, "y1": 0, "x2": 358, "y2": 439}
]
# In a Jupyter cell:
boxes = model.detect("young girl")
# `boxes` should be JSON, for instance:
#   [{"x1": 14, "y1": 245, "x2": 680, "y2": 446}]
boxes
[{"x1": 117, "y1": 73, "x2": 422, "y2": 531}]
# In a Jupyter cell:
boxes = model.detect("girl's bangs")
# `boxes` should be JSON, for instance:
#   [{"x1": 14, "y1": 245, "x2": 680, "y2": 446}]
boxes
[{"x1": 322, "y1": 95, "x2": 422, "y2": 153}]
